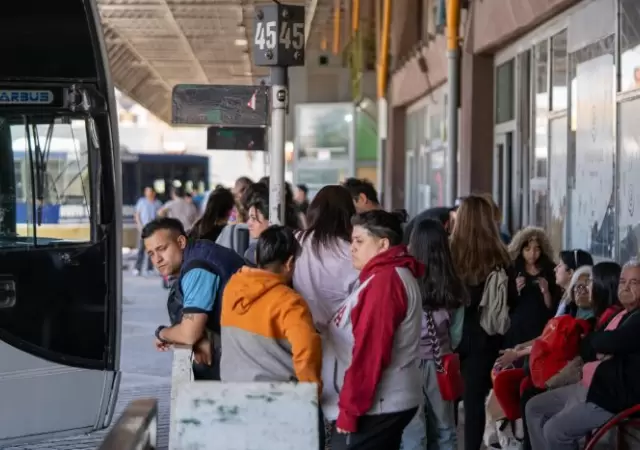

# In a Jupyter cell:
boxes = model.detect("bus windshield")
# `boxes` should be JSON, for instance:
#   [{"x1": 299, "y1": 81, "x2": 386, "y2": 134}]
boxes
[{"x1": 0, "y1": 114, "x2": 94, "y2": 246}]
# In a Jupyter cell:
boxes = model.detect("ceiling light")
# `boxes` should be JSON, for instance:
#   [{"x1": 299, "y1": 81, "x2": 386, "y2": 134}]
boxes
[{"x1": 234, "y1": 38, "x2": 248, "y2": 46}]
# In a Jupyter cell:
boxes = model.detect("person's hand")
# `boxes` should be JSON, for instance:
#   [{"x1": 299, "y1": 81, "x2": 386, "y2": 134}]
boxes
[
  {"x1": 496, "y1": 349, "x2": 519, "y2": 367},
  {"x1": 193, "y1": 337, "x2": 212, "y2": 365},
  {"x1": 154, "y1": 338, "x2": 170, "y2": 351},
  {"x1": 516, "y1": 276, "x2": 526, "y2": 293},
  {"x1": 514, "y1": 342, "x2": 528, "y2": 351},
  {"x1": 336, "y1": 427, "x2": 349, "y2": 434},
  {"x1": 538, "y1": 277, "x2": 549, "y2": 294}
]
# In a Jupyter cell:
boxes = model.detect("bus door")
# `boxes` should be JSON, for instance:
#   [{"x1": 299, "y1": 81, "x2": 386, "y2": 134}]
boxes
[{"x1": 0, "y1": 0, "x2": 121, "y2": 445}]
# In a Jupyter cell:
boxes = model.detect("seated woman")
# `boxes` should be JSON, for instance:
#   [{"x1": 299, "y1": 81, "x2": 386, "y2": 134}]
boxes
[
  {"x1": 323, "y1": 210, "x2": 423, "y2": 450},
  {"x1": 525, "y1": 259, "x2": 640, "y2": 450}
]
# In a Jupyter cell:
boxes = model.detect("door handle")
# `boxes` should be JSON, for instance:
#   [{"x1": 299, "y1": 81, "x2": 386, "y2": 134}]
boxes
[{"x1": 0, "y1": 277, "x2": 16, "y2": 309}]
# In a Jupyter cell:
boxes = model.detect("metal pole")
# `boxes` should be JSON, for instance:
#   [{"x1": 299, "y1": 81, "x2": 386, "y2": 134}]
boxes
[
  {"x1": 445, "y1": 0, "x2": 460, "y2": 206},
  {"x1": 269, "y1": 66, "x2": 287, "y2": 225},
  {"x1": 446, "y1": 48, "x2": 459, "y2": 206}
]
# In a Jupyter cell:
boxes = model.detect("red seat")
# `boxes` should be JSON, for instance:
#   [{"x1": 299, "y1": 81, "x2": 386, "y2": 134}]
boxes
[{"x1": 584, "y1": 404, "x2": 640, "y2": 450}]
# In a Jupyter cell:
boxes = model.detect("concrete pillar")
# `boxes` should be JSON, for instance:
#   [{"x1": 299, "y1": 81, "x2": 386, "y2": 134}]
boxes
[
  {"x1": 458, "y1": 5, "x2": 494, "y2": 196},
  {"x1": 384, "y1": 106, "x2": 406, "y2": 210}
]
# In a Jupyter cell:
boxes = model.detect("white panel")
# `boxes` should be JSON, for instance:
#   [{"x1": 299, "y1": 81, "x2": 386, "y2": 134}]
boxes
[
  {"x1": 169, "y1": 347, "x2": 193, "y2": 450},
  {"x1": 567, "y1": 0, "x2": 615, "y2": 53},
  {"x1": 0, "y1": 341, "x2": 114, "y2": 445},
  {"x1": 174, "y1": 382, "x2": 318, "y2": 450}
]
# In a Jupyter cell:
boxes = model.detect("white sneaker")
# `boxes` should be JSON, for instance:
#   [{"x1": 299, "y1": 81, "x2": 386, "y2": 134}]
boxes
[{"x1": 132, "y1": 269, "x2": 140, "y2": 276}]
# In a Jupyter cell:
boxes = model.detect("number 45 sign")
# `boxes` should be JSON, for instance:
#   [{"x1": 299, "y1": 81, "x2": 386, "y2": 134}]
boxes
[{"x1": 252, "y1": 4, "x2": 305, "y2": 67}]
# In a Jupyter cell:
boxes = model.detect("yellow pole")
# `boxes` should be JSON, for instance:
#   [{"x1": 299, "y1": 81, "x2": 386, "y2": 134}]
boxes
[
  {"x1": 377, "y1": 0, "x2": 391, "y2": 99},
  {"x1": 446, "y1": 0, "x2": 460, "y2": 51},
  {"x1": 445, "y1": 0, "x2": 460, "y2": 205},
  {"x1": 332, "y1": 0, "x2": 341, "y2": 55},
  {"x1": 351, "y1": 0, "x2": 360, "y2": 35}
]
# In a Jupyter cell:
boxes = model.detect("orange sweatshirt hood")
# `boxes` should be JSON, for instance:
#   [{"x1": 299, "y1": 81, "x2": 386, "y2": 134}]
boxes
[{"x1": 224, "y1": 266, "x2": 289, "y2": 314}]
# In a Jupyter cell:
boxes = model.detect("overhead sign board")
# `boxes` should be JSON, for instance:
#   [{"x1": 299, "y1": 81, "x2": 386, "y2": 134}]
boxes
[
  {"x1": 207, "y1": 126, "x2": 266, "y2": 152},
  {"x1": 252, "y1": 4, "x2": 305, "y2": 67},
  {"x1": 171, "y1": 84, "x2": 268, "y2": 127}
]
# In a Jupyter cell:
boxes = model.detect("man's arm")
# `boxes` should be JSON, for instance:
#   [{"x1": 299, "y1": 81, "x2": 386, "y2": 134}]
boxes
[{"x1": 158, "y1": 268, "x2": 220, "y2": 346}]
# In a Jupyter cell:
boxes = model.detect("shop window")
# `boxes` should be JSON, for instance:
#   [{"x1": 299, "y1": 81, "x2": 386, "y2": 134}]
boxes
[
  {"x1": 495, "y1": 59, "x2": 515, "y2": 123},
  {"x1": 551, "y1": 30, "x2": 568, "y2": 111},
  {"x1": 620, "y1": 0, "x2": 640, "y2": 91},
  {"x1": 618, "y1": 98, "x2": 640, "y2": 263},
  {"x1": 534, "y1": 41, "x2": 549, "y2": 114},
  {"x1": 567, "y1": 34, "x2": 615, "y2": 259}
]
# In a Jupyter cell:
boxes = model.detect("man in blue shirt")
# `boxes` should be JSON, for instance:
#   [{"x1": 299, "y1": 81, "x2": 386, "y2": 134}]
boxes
[
  {"x1": 142, "y1": 218, "x2": 244, "y2": 379},
  {"x1": 133, "y1": 187, "x2": 162, "y2": 275}
]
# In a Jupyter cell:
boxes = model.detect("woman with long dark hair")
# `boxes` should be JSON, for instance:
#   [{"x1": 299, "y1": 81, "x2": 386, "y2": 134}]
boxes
[
  {"x1": 189, "y1": 187, "x2": 235, "y2": 242},
  {"x1": 402, "y1": 219, "x2": 468, "y2": 450},
  {"x1": 293, "y1": 185, "x2": 359, "y2": 331},
  {"x1": 449, "y1": 195, "x2": 512, "y2": 450}
]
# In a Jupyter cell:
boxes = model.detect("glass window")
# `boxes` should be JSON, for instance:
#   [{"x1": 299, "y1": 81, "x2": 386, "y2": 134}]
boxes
[
  {"x1": 620, "y1": 0, "x2": 640, "y2": 91},
  {"x1": 567, "y1": 35, "x2": 615, "y2": 258},
  {"x1": 548, "y1": 116, "x2": 568, "y2": 253},
  {"x1": 531, "y1": 118, "x2": 548, "y2": 227},
  {"x1": 551, "y1": 31, "x2": 568, "y2": 110},
  {"x1": 0, "y1": 116, "x2": 92, "y2": 245},
  {"x1": 534, "y1": 41, "x2": 549, "y2": 114},
  {"x1": 618, "y1": 98, "x2": 640, "y2": 263},
  {"x1": 495, "y1": 59, "x2": 515, "y2": 123}
]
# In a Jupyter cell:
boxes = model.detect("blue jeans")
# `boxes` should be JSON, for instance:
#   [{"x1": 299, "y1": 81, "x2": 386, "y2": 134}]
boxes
[{"x1": 401, "y1": 359, "x2": 457, "y2": 450}]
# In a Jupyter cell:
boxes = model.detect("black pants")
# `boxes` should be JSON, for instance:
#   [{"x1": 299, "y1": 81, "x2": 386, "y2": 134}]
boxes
[
  {"x1": 330, "y1": 408, "x2": 417, "y2": 450},
  {"x1": 520, "y1": 385, "x2": 545, "y2": 450},
  {"x1": 461, "y1": 351, "x2": 497, "y2": 450}
]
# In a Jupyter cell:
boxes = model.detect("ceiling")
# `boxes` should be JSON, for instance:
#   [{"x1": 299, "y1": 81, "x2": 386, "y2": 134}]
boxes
[{"x1": 97, "y1": 0, "x2": 337, "y2": 123}]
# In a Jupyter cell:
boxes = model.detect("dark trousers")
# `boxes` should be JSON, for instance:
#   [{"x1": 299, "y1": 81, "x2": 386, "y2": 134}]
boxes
[
  {"x1": 520, "y1": 385, "x2": 545, "y2": 450},
  {"x1": 330, "y1": 408, "x2": 417, "y2": 450},
  {"x1": 135, "y1": 235, "x2": 153, "y2": 272},
  {"x1": 461, "y1": 351, "x2": 497, "y2": 450}
]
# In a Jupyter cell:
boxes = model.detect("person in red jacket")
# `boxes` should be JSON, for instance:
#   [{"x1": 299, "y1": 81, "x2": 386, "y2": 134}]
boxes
[{"x1": 321, "y1": 210, "x2": 424, "y2": 450}]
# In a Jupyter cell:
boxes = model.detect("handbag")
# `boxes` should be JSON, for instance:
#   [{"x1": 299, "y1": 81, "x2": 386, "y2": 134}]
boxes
[{"x1": 424, "y1": 310, "x2": 464, "y2": 401}]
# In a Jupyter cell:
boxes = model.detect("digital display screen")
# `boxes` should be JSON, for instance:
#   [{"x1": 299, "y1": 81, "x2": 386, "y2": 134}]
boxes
[
  {"x1": 206, "y1": 126, "x2": 266, "y2": 151},
  {"x1": 172, "y1": 84, "x2": 268, "y2": 127}
]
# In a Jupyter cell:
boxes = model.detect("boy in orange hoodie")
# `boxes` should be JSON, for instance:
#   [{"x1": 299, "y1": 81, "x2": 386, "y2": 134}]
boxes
[{"x1": 220, "y1": 225, "x2": 322, "y2": 391}]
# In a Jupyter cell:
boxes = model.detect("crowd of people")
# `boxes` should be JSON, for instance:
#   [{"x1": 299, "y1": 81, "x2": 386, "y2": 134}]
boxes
[{"x1": 137, "y1": 176, "x2": 640, "y2": 450}]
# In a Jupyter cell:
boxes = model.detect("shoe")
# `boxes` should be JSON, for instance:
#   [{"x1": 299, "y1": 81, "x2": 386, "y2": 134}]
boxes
[{"x1": 132, "y1": 269, "x2": 140, "y2": 276}]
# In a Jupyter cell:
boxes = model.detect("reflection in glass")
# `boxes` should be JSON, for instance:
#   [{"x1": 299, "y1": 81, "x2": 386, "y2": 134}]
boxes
[
  {"x1": 296, "y1": 103, "x2": 353, "y2": 161},
  {"x1": 531, "y1": 118, "x2": 548, "y2": 227},
  {"x1": 617, "y1": 99, "x2": 640, "y2": 263},
  {"x1": 567, "y1": 35, "x2": 615, "y2": 259},
  {"x1": 551, "y1": 30, "x2": 568, "y2": 110},
  {"x1": 620, "y1": 0, "x2": 640, "y2": 91},
  {"x1": 534, "y1": 41, "x2": 549, "y2": 114},
  {"x1": 549, "y1": 116, "x2": 568, "y2": 253},
  {"x1": 495, "y1": 59, "x2": 515, "y2": 123}
]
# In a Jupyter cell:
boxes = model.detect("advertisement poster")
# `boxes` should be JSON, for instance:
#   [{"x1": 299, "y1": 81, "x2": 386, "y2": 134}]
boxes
[{"x1": 571, "y1": 54, "x2": 614, "y2": 255}]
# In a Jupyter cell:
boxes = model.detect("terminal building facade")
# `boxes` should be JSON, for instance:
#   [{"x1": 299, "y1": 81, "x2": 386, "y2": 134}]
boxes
[{"x1": 386, "y1": 0, "x2": 640, "y2": 263}]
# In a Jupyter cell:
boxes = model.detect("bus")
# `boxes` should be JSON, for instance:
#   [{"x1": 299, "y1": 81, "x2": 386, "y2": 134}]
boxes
[{"x1": 0, "y1": 0, "x2": 121, "y2": 445}]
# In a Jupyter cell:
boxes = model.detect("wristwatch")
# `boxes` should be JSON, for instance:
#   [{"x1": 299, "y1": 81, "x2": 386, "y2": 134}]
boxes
[{"x1": 155, "y1": 325, "x2": 170, "y2": 344}]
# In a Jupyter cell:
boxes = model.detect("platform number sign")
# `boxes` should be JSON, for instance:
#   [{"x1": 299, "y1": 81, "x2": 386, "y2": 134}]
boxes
[{"x1": 252, "y1": 4, "x2": 305, "y2": 67}]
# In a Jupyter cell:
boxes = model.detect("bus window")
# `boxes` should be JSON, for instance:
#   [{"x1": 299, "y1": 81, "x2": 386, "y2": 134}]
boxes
[{"x1": 7, "y1": 118, "x2": 92, "y2": 243}]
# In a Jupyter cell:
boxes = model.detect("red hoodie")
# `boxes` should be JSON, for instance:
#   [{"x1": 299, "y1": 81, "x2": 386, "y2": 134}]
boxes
[{"x1": 330, "y1": 245, "x2": 424, "y2": 432}]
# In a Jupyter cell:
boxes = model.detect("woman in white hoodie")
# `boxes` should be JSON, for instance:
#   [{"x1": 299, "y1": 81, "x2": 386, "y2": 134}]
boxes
[
  {"x1": 293, "y1": 185, "x2": 360, "y2": 449},
  {"x1": 293, "y1": 185, "x2": 361, "y2": 332}
]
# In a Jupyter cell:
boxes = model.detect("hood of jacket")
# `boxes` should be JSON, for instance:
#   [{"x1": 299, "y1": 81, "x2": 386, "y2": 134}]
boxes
[
  {"x1": 508, "y1": 226, "x2": 555, "y2": 263},
  {"x1": 360, "y1": 244, "x2": 424, "y2": 282},
  {"x1": 224, "y1": 266, "x2": 288, "y2": 315}
]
